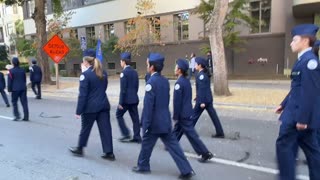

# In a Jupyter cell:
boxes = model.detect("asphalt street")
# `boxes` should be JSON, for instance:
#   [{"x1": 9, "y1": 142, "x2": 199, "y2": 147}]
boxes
[{"x1": 0, "y1": 91, "x2": 310, "y2": 180}]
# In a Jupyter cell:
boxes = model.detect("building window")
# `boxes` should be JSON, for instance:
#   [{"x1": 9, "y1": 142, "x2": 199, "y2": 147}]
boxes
[
  {"x1": 9, "y1": 44, "x2": 16, "y2": 54},
  {"x1": 27, "y1": 0, "x2": 35, "y2": 18},
  {"x1": 7, "y1": 23, "x2": 14, "y2": 36},
  {"x1": 86, "y1": 26, "x2": 95, "y2": 39},
  {"x1": 104, "y1": 23, "x2": 114, "y2": 41},
  {"x1": 83, "y1": 0, "x2": 109, "y2": 6},
  {"x1": 250, "y1": 0, "x2": 271, "y2": 33},
  {"x1": 174, "y1": 12, "x2": 189, "y2": 41},
  {"x1": 0, "y1": 27, "x2": 4, "y2": 43},
  {"x1": 58, "y1": 64, "x2": 66, "y2": 70},
  {"x1": 13, "y1": 4, "x2": 18, "y2": 14},
  {"x1": 70, "y1": 29, "x2": 78, "y2": 39},
  {"x1": 108, "y1": 62, "x2": 115, "y2": 69},
  {"x1": 125, "y1": 20, "x2": 135, "y2": 34},
  {"x1": 73, "y1": 63, "x2": 80, "y2": 71},
  {"x1": 148, "y1": 17, "x2": 161, "y2": 40}
]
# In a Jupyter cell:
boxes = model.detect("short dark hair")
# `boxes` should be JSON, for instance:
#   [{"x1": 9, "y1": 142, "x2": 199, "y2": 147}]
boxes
[
  {"x1": 149, "y1": 61, "x2": 163, "y2": 72},
  {"x1": 178, "y1": 68, "x2": 188, "y2": 77},
  {"x1": 121, "y1": 59, "x2": 131, "y2": 65}
]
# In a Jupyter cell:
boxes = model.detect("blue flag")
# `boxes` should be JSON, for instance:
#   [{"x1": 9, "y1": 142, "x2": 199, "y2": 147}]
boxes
[{"x1": 96, "y1": 39, "x2": 103, "y2": 63}]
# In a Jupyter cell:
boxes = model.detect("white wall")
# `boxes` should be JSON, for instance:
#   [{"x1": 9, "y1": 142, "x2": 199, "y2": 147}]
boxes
[{"x1": 24, "y1": 0, "x2": 201, "y2": 35}]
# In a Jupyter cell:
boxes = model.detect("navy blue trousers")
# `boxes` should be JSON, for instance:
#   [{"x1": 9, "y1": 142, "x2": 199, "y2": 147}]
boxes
[
  {"x1": 11, "y1": 90, "x2": 28, "y2": 119},
  {"x1": 31, "y1": 82, "x2": 41, "y2": 98},
  {"x1": 276, "y1": 123, "x2": 320, "y2": 180},
  {"x1": 172, "y1": 117, "x2": 210, "y2": 155},
  {"x1": 116, "y1": 103, "x2": 141, "y2": 141},
  {"x1": 191, "y1": 102, "x2": 224, "y2": 136},
  {"x1": 0, "y1": 89, "x2": 9, "y2": 105},
  {"x1": 78, "y1": 110, "x2": 113, "y2": 153},
  {"x1": 137, "y1": 132, "x2": 193, "y2": 175}
]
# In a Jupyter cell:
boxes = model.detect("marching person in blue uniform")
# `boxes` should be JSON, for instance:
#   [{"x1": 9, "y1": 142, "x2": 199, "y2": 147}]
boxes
[
  {"x1": 313, "y1": 40, "x2": 320, "y2": 146},
  {"x1": 69, "y1": 49, "x2": 115, "y2": 161},
  {"x1": 172, "y1": 58, "x2": 214, "y2": 162},
  {"x1": 0, "y1": 71, "x2": 10, "y2": 107},
  {"x1": 29, "y1": 59, "x2": 42, "y2": 99},
  {"x1": 275, "y1": 24, "x2": 320, "y2": 180},
  {"x1": 7, "y1": 57, "x2": 29, "y2": 121},
  {"x1": 132, "y1": 53, "x2": 195, "y2": 179},
  {"x1": 116, "y1": 52, "x2": 141, "y2": 143},
  {"x1": 187, "y1": 57, "x2": 224, "y2": 139}
]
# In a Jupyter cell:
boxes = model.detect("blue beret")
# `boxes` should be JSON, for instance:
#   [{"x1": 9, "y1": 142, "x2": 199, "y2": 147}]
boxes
[
  {"x1": 12, "y1": 57, "x2": 19, "y2": 66},
  {"x1": 315, "y1": 40, "x2": 320, "y2": 47},
  {"x1": 121, "y1": 52, "x2": 131, "y2": 61},
  {"x1": 83, "y1": 48, "x2": 96, "y2": 58},
  {"x1": 176, "y1": 58, "x2": 189, "y2": 71},
  {"x1": 148, "y1": 53, "x2": 165, "y2": 63},
  {"x1": 31, "y1": 59, "x2": 37, "y2": 64},
  {"x1": 291, "y1": 24, "x2": 319, "y2": 37},
  {"x1": 195, "y1": 57, "x2": 207, "y2": 67}
]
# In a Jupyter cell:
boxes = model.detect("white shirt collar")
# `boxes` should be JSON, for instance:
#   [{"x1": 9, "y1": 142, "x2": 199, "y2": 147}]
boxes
[
  {"x1": 298, "y1": 47, "x2": 312, "y2": 60},
  {"x1": 123, "y1": 65, "x2": 130, "y2": 70},
  {"x1": 151, "y1": 72, "x2": 157, "y2": 76}
]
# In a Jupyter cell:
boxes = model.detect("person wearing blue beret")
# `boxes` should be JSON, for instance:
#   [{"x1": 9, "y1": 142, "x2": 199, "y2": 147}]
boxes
[
  {"x1": 69, "y1": 51, "x2": 115, "y2": 161},
  {"x1": 116, "y1": 52, "x2": 141, "y2": 143},
  {"x1": 172, "y1": 58, "x2": 214, "y2": 162},
  {"x1": 275, "y1": 24, "x2": 320, "y2": 180},
  {"x1": 132, "y1": 53, "x2": 195, "y2": 179}
]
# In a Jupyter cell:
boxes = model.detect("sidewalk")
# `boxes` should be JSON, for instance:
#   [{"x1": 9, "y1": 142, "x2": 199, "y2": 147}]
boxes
[{"x1": 38, "y1": 77, "x2": 289, "y2": 110}]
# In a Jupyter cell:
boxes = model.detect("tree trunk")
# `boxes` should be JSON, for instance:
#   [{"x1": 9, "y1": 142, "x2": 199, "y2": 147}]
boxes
[
  {"x1": 33, "y1": 0, "x2": 52, "y2": 84},
  {"x1": 209, "y1": 0, "x2": 231, "y2": 96}
]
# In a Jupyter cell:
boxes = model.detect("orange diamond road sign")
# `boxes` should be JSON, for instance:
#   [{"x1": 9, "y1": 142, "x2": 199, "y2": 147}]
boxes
[{"x1": 43, "y1": 34, "x2": 70, "y2": 63}]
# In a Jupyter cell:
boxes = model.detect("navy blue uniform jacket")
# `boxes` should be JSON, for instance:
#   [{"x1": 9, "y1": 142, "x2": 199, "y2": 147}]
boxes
[
  {"x1": 119, "y1": 66, "x2": 139, "y2": 105},
  {"x1": 30, "y1": 65, "x2": 42, "y2": 83},
  {"x1": 173, "y1": 76, "x2": 193, "y2": 120},
  {"x1": 7, "y1": 67, "x2": 27, "y2": 92}
]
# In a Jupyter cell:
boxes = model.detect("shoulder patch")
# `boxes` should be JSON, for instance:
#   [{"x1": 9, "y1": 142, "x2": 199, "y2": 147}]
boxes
[
  {"x1": 79, "y1": 74, "x2": 85, "y2": 81},
  {"x1": 307, "y1": 59, "x2": 318, "y2": 70},
  {"x1": 120, "y1": 73, "x2": 124, "y2": 78},
  {"x1": 174, "y1": 84, "x2": 180, "y2": 90},
  {"x1": 199, "y1": 74, "x2": 204, "y2": 80},
  {"x1": 145, "y1": 84, "x2": 152, "y2": 92}
]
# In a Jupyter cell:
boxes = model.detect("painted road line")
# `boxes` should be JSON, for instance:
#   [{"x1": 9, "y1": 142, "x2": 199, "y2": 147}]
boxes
[
  {"x1": 184, "y1": 152, "x2": 309, "y2": 180},
  {"x1": 0, "y1": 115, "x2": 12, "y2": 120}
]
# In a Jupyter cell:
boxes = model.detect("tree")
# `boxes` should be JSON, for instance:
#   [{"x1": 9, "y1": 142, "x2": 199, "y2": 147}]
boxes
[
  {"x1": 194, "y1": 0, "x2": 257, "y2": 96},
  {"x1": 115, "y1": 0, "x2": 162, "y2": 55},
  {"x1": 209, "y1": 0, "x2": 230, "y2": 96},
  {"x1": 1, "y1": 0, "x2": 63, "y2": 84}
]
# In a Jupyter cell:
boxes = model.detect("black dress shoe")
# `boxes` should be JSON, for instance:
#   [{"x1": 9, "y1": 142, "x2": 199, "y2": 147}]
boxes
[
  {"x1": 13, "y1": 117, "x2": 20, "y2": 121},
  {"x1": 129, "y1": 139, "x2": 142, "y2": 143},
  {"x1": 212, "y1": 134, "x2": 225, "y2": 138},
  {"x1": 132, "y1": 166, "x2": 151, "y2": 174},
  {"x1": 69, "y1": 147, "x2": 83, "y2": 157},
  {"x1": 198, "y1": 152, "x2": 214, "y2": 163},
  {"x1": 101, "y1": 153, "x2": 116, "y2": 161},
  {"x1": 118, "y1": 136, "x2": 131, "y2": 142},
  {"x1": 22, "y1": 118, "x2": 29, "y2": 121},
  {"x1": 179, "y1": 171, "x2": 195, "y2": 179}
]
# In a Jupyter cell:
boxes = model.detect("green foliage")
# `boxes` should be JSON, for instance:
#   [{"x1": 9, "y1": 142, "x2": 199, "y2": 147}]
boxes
[
  {"x1": 0, "y1": 45, "x2": 9, "y2": 61},
  {"x1": 0, "y1": 61, "x2": 8, "y2": 70},
  {"x1": 20, "y1": 62, "x2": 30, "y2": 72},
  {"x1": 14, "y1": 19, "x2": 24, "y2": 37},
  {"x1": 105, "y1": 35, "x2": 119, "y2": 53},
  {"x1": 0, "y1": 0, "x2": 25, "y2": 6},
  {"x1": 15, "y1": 37, "x2": 36, "y2": 57},
  {"x1": 194, "y1": 0, "x2": 258, "y2": 49},
  {"x1": 52, "y1": 0, "x2": 63, "y2": 17}
]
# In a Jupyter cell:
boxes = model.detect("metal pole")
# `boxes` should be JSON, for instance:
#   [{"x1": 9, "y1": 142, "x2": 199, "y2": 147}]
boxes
[{"x1": 55, "y1": 63, "x2": 59, "y2": 89}]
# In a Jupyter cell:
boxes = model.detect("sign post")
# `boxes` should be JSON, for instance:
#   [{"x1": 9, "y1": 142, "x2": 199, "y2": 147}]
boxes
[{"x1": 43, "y1": 35, "x2": 70, "y2": 89}]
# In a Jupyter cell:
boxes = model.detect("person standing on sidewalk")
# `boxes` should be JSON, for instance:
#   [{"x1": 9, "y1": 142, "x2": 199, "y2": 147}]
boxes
[
  {"x1": 132, "y1": 53, "x2": 195, "y2": 179},
  {"x1": 206, "y1": 51, "x2": 213, "y2": 76},
  {"x1": 172, "y1": 58, "x2": 213, "y2": 163},
  {"x1": 69, "y1": 49, "x2": 115, "y2": 161},
  {"x1": 7, "y1": 57, "x2": 29, "y2": 121},
  {"x1": 185, "y1": 57, "x2": 224, "y2": 139},
  {"x1": 188, "y1": 53, "x2": 196, "y2": 80},
  {"x1": 116, "y1": 52, "x2": 141, "y2": 143},
  {"x1": 0, "y1": 71, "x2": 10, "y2": 107},
  {"x1": 275, "y1": 24, "x2": 320, "y2": 180},
  {"x1": 29, "y1": 59, "x2": 42, "y2": 99}
]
